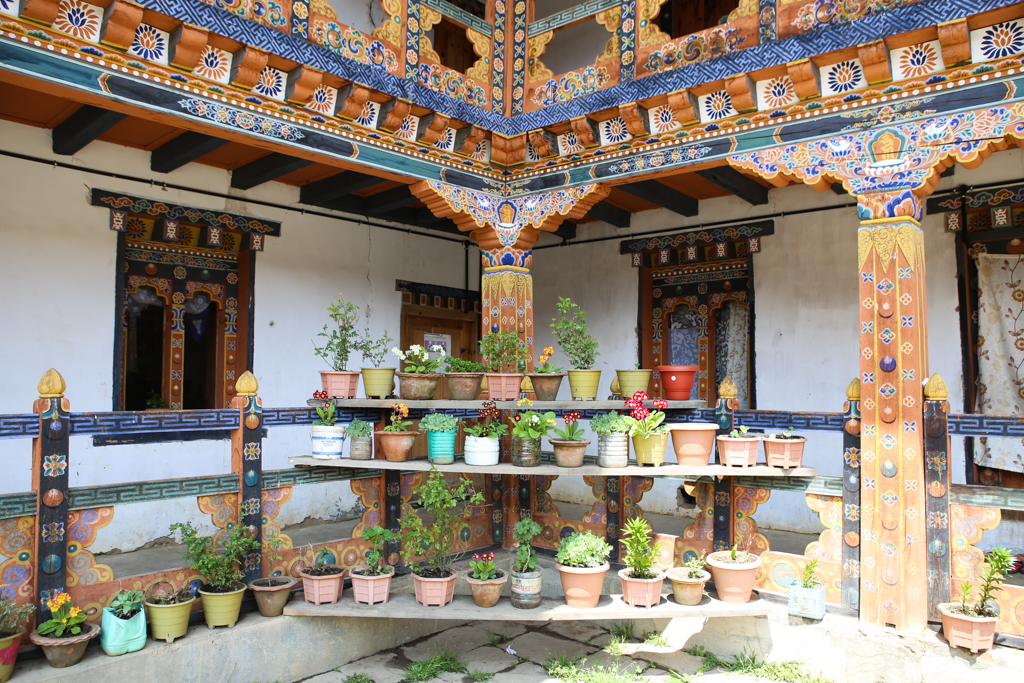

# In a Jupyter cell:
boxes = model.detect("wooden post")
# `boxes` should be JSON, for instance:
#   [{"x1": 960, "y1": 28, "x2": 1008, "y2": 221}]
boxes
[
  {"x1": 842, "y1": 378, "x2": 862, "y2": 612},
  {"x1": 490, "y1": 474, "x2": 503, "y2": 546},
  {"x1": 606, "y1": 476, "x2": 623, "y2": 562},
  {"x1": 383, "y1": 470, "x2": 403, "y2": 569},
  {"x1": 923, "y1": 374, "x2": 951, "y2": 621},
  {"x1": 231, "y1": 371, "x2": 263, "y2": 583},
  {"x1": 714, "y1": 377, "x2": 737, "y2": 552},
  {"x1": 33, "y1": 369, "x2": 70, "y2": 624}
]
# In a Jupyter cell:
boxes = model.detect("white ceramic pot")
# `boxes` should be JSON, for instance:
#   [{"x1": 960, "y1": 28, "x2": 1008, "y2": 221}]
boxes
[
  {"x1": 465, "y1": 435, "x2": 500, "y2": 466},
  {"x1": 310, "y1": 424, "x2": 347, "y2": 459}
]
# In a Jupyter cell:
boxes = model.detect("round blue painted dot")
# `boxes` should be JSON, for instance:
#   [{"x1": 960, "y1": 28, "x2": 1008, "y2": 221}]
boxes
[
  {"x1": 41, "y1": 554, "x2": 62, "y2": 575},
  {"x1": 879, "y1": 356, "x2": 897, "y2": 373}
]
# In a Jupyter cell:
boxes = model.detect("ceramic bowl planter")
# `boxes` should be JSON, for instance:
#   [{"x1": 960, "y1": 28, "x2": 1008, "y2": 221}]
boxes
[
  {"x1": 706, "y1": 551, "x2": 762, "y2": 604},
  {"x1": 465, "y1": 435, "x2": 500, "y2": 466},
  {"x1": 248, "y1": 577, "x2": 297, "y2": 617},
  {"x1": 656, "y1": 365, "x2": 697, "y2": 400},
  {"x1": 551, "y1": 439, "x2": 590, "y2": 467},
  {"x1": 427, "y1": 429, "x2": 458, "y2": 465},
  {"x1": 145, "y1": 596, "x2": 195, "y2": 643},
  {"x1": 300, "y1": 567, "x2": 347, "y2": 605},
  {"x1": 30, "y1": 623, "x2": 99, "y2": 668},
  {"x1": 633, "y1": 433, "x2": 669, "y2": 467},
  {"x1": 616, "y1": 370, "x2": 652, "y2": 399},
  {"x1": 412, "y1": 571, "x2": 458, "y2": 607},
  {"x1": 100, "y1": 607, "x2": 146, "y2": 656},
  {"x1": 618, "y1": 568, "x2": 666, "y2": 608},
  {"x1": 198, "y1": 585, "x2": 245, "y2": 628},
  {"x1": 567, "y1": 370, "x2": 602, "y2": 400},
  {"x1": 666, "y1": 568, "x2": 710, "y2": 606},
  {"x1": 319, "y1": 370, "x2": 359, "y2": 398},
  {"x1": 397, "y1": 372, "x2": 441, "y2": 400},
  {"x1": 361, "y1": 367, "x2": 396, "y2": 399},
  {"x1": 557, "y1": 562, "x2": 608, "y2": 609},
  {"x1": 376, "y1": 431, "x2": 420, "y2": 462},
  {"x1": 310, "y1": 424, "x2": 347, "y2": 459},
  {"x1": 349, "y1": 436, "x2": 373, "y2": 460},
  {"x1": 597, "y1": 432, "x2": 629, "y2": 468},
  {"x1": 669, "y1": 423, "x2": 718, "y2": 466},
  {"x1": 717, "y1": 435, "x2": 761, "y2": 467},
  {"x1": 511, "y1": 435, "x2": 541, "y2": 467},
  {"x1": 528, "y1": 373, "x2": 565, "y2": 401},
  {"x1": 938, "y1": 603, "x2": 998, "y2": 653},
  {"x1": 446, "y1": 373, "x2": 483, "y2": 400},
  {"x1": 764, "y1": 437, "x2": 807, "y2": 468},
  {"x1": 0, "y1": 628, "x2": 24, "y2": 682},
  {"x1": 463, "y1": 570, "x2": 508, "y2": 608},
  {"x1": 788, "y1": 580, "x2": 826, "y2": 620},
  {"x1": 351, "y1": 565, "x2": 394, "y2": 606},
  {"x1": 485, "y1": 373, "x2": 524, "y2": 401},
  {"x1": 510, "y1": 569, "x2": 543, "y2": 609}
]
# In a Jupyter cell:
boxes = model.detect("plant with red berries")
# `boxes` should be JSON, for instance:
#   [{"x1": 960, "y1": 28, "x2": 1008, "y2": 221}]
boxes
[
  {"x1": 469, "y1": 552, "x2": 499, "y2": 580},
  {"x1": 553, "y1": 410, "x2": 587, "y2": 441},
  {"x1": 622, "y1": 391, "x2": 669, "y2": 438}
]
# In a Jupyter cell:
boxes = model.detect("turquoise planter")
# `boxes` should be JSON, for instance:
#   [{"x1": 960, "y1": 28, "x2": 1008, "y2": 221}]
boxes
[
  {"x1": 427, "y1": 429, "x2": 457, "y2": 464},
  {"x1": 101, "y1": 607, "x2": 146, "y2": 656},
  {"x1": 788, "y1": 581, "x2": 826, "y2": 620}
]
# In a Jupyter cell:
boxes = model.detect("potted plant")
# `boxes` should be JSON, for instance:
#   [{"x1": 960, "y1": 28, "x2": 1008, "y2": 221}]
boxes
[
  {"x1": 555, "y1": 530, "x2": 611, "y2": 609},
  {"x1": 464, "y1": 401, "x2": 508, "y2": 466},
  {"x1": 297, "y1": 545, "x2": 347, "y2": 605},
  {"x1": 707, "y1": 541, "x2": 762, "y2": 604},
  {"x1": 347, "y1": 418, "x2": 374, "y2": 460},
  {"x1": 420, "y1": 412, "x2": 460, "y2": 465},
  {"x1": 510, "y1": 517, "x2": 543, "y2": 609},
  {"x1": 669, "y1": 422, "x2": 719, "y2": 466},
  {"x1": 655, "y1": 365, "x2": 698, "y2": 400},
  {"x1": 591, "y1": 411, "x2": 630, "y2": 468},
  {"x1": 101, "y1": 589, "x2": 146, "y2": 656},
  {"x1": 393, "y1": 344, "x2": 445, "y2": 400},
  {"x1": 0, "y1": 598, "x2": 33, "y2": 681},
  {"x1": 717, "y1": 425, "x2": 761, "y2": 467},
  {"x1": 480, "y1": 330, "x2": 528, "y2": 401},
  {"x1": 313, "y1": 296, "x2": 362, "y2": 398},
  {"x1": 144, "y1": 584, "x2": 194, "y2": 643},
  {"x1": 666, "y1": 551, "x2": 709, "y2": 606},
  {"x1": 375, "y1": 403, "x2": 420, "y2": 462},
  {"x1": 764, "y1": 427, "x2": 807, "y2": 468},
  {"x1": 527, "y1": 346, "x2": 565, "y2": 401},
  {"x1": 169, "y1": 521, "x2": 260, "y2": 627},
  {"x1": 401, "y1": 467, "x2": 485, "y2": 607},
  {"x1": 618, "y1": 517, "x2": 665, "y2": 608},
  {"x1": 463, "y1": 551, "x2": 508, "y2": 608},
  {"x1": 310, "y1": 401, "x2": 346, "y2": 459},
  {"x1": 511, "y1": 398, "x2": 556, "y2": 467},
  {"x1": 351, "y1": 526, "x2": 399, "y2": 605},
  {"x1": 29, "y1": 592, "x2": 98, "y2": 668},
  {"x1": 623, "y1": 392, "x2": 670, "y2": 467},
  {"x1": 551, "y1": 297, "x2": 601, "y2": 400},
  {"x1": 939, "y1": 547, "x2": 1014, "y2": 653},
  {"x1": 358, "y1": 327, "x2": 395, "y2": 399},
  {"x1": 788, "y1": 559, "x2": 825, "y2": 620},
  {"x1": 617, "y1": 363, "x2": 652, "y2": 401},
  {"x1": 550, "y1": 410, "x2": 590, "y2": 468},
  {"x1": 247, "y1": 539, "x2": 294, "y2": 617},
  {"x1": 444, "y1": 356, "x2": 485, "y2": 400}
]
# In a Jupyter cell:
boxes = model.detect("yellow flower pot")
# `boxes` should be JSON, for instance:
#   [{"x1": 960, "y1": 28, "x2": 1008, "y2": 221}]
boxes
[
  {"x1": 567, "y1": 370, "x2": 602, "y2": 400},
  {"x1": 632, "y1": 433, "x2": 669, "y2": 467},
  {"x1": 361, "y1": 368, "x2": 396, "y2": 399},
  {"x1": 616, "y1": 369, "x2": 652, "y2": 399},
  {"x1": 198, "y1": 585, "x2": 245, "y2": 628},
  {"x1": 145, "y1": 597, "x2": 195, "y2": 643}
]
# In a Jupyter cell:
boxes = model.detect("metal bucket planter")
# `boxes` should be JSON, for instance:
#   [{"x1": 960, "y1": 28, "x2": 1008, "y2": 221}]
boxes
[
  {"x1": 0, "y1": 628, "x2": 24, "y2": 682},
  {"x1": 567, "y1": 370, "x2": 601, "y2": 400},
  {"x1": 463, "y1": 570, "x2": 508, "y2": 608},
  {"x1": 361, "y1": 367, "x2": 396, "y2": 399},
  {"x1": 349, "y1": 436, "x2": 373, "y2": 460},
  {"x1": 100, "y1": 607, "x2": 146, "y2": 655},
  {"x1": 319, "y1": 370, "x2": 359, "y2": 398},
  {"x1": 551, "y1": 439, "x2": 589, "y2": 467},
  {"x1": 465, "y1": 435, "x2": 500, "y2": 466},
  {"x1": 145, "y1": 597, "x2": 195, "y2": 643},
  {"x1": 30, "y1": 623, "x2": 99, "y2": 668},
  {"x1": 633, "y1": 433, "x2": 669, "y2": 467},
  {"x1": 412, "y1": 571, "x2": 457, "y2": 607},
  {"x1": 351, "y1": 565, "x2": 394, "y2": 606},
  {"x1": 666, "y1": 568, "x2": 709, "y2": 606},
  {"x1": 597, "y1": 432, "x2": 629, "y2": 468},
  {"x1": 788, "y1": 581, "x2": 826, "y2": 620},
  {"x1": 511, "y1": 435, "x2": 541, "y2": 467},
  {"x1": 397, "y1": 373, "x2": 441, "y2": 400},
  {"x1": 528, "y1": 373, "x2": 565, "y2": 401},
  {"x1": 510, "y1": 569, "x2": 543, "y2": 609},
  {"x1": 616, "y1": 370, "x2": 652, "y2": 399},
  {"x1": 618, "y1": 568, "x2": 666, "y2": 608},
  {"x1": 198, "y1": 585, "x2": 246, "y2": 628},
  {"x1": 310, "y1": 424, "x2": 346, "y2": 459},
  {"x1": 248, "y1": 576, "x2": 296, "y2": 617},
  {"x1": 446, "y1": 373, "x2": 483, "y2": 400},
  {"x1": 376, "y1": 431, "x2": 420, "y2": 462},
  {"x1": 427, "y1": 429, "x2": 458, "y2": 465}
]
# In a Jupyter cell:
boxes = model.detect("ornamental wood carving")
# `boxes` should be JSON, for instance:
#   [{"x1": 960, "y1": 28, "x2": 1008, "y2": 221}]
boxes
[
  {"x1": 416, "y1": 112, "x2": 450, "y2": 145},
  {"x1": 21, "y1": 0, "x2": 59, "y2": 25},
  {"x1": 666, "y1": 90, "x2": 698, "y2": 126},
  {"x1": 456, "y1": 126, "x2": 487, "y2": 155},
  {"x1": 937, "y1": 18, "x2": 971, "y2": 67},
  {"x1": 378, "y1": 99, "x2": 412, "y2": 132},
  {"x1": 336, "y1": 83, "x2": 371, "y2": 120},
  {"x1": 286, "y1": 66, "x2": 324, "y2": 106},
  {"x1": 857, "y1": 40, "x2": 891, "y2": 84},
  {"x1": 619, "y1": 104, "x2": 650, "y2": 137},
  {"x1": 724, "y1": 74, "x2": 756, "y2": 112},
  {"x1": 99, "y1": 0, "x2": 144, "y2": 50},
  {"x1": 230, "y1": 47, "x2": 269, "y2": 90},
  {"x1": 528, "y1": 129, "x2": 556, "y2": 158},
  {"x1": 787, "y1": 59, "x2": 821, "y2": 100},
  {"x1": 570, "y1": 117, "x2": 600, "y2": 147},
  {"x1": 168, "y1": 24, "x2": 209, "y2": 71},
  {"x1": 491, "y1": 135, "x2": 525, "y2": 165}
]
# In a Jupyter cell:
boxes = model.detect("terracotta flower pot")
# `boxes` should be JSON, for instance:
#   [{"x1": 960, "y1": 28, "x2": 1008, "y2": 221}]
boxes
[
  {"x1": 556, "y1": 562, "x2": 608, "y2": 609},
  {"x1": 717, "y1": 436, "x2": 761, "y2": 467},
  {"x1": 597, "y1": 432, "x2": 629, "y2": 467},
  {"x1": 412, "y1": 570, "x2": 458, "y2": 607},
  {"x1": 707, "y1": 551, "x2": 762, "y2": 604},
  {"x1": 528, "y1": 373, "x2": 565, "y2": 401},
  {"x1": 666, "y1": 568, "x2": 710, "y2": 606},
  {"x1": 463, "y1": 569, "x2": 508, "y2": 608},
  {"x1": 551, "y1": 439, "x2": 590, "y2": 467},
  {"x1": 618, "y1": 568, "x2": 666, "y2": 608},
  {"x1": 567, "y1": 370, "x2": 601, "y2": 400},
  {"x1": 633, "y1": 433, "x2": 669, "y2": 467},
  {"x1": 145, "y1": 597, "x2": 195, "y2": 643},
  {"x1": 397, "y1": 372, "x2": 441, "y2": 400},
  {"x1": 248, "y1": 576, "x2": 296, "y2": 617},
  {"x1": 656, "y1": 365, "x2": 698, "y2": 400},
  {"x1": 938, "y1": 602, "x2": 998, "y2": 653},
  {"x1": 510, "y1": 569, "x2": 543, "y2": 609},
  {"x1": 485, "y1": 373, "x2": 524, "y2": 401},
  {"x1": 616, "y1": 370, "x2": 652, "y2": 399},
  {"x1": 376, "y1": 431, "x2": 420, "y2": 462},
  {"x1": 300, "y1": 568, "x2": 348, "y2": 605},
  {"x1": 361, "y1": 367, "x2": 396, "y2": 399},
  {"x1": 30, "y1": 622, "x2": 99, "y2": 668},
  {"x1": 349, "y1": 436, "x2": 373, "y2": 460},
  {"x1": 0, "y1": 627, "x2": 25, "y2": 682},
  {"x1": 670, "y1": 423, "x2": 718, "y2": 466},
  {"x1": 351, "y1": 565, "x2": 394, "y2": 605},
  {"x1": 198, "y1": 584, "x2": 245, "y2": 628},
  {"x1": 319, "y1": 370, "x2": 359, "y2": 398},
  {"x1": 446, "y1": 373, "x2": 483, "y2": 400},
  {"x1": 764, "y1": 437, "x2": 807, "y2": 468}
]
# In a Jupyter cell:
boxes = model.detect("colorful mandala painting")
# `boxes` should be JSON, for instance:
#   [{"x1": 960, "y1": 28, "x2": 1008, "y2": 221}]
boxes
[
  {"x1": 649, "y1": 104, "x2": 681, "y2": 134},
  {"x1": 396, "y1": 115, "x2": 419, "y2": 141},
  {"x1": 129, "y1": 24, "x2": 169, "y2": 64},
  {"x1": 893, "y1": 42, "x2": 942, "y2": 80},
  {"x1": 972, "y1": 20, "x2": 1024, "y2": 63},
  {"x1": 307, "y1": 85, "x2": 337, "y2": 115},
  {"x1": 699, "y1": 90, "x2": 736, "y2": 122},
  {"x1": 254, "y1": 67, "x2": 286, "y2": 101},
  {"x1": 194, "y1": 46, "x2": 232, "y2": 84},
  {"x1": 558, "y1": 131, "x2": 584, "y2": 155},
  {"x1": 823, "y1": 60, "x2": 866, "y2": 96},
  {"x1": 756, "y1": 76, "x2": 797, "y2": 110},
  {"x1": 54, "y1": 0, "x2": 101, "y2": 42},
  {"x1": 599, "y1": 117, "x2": 632, "y2": 146}
]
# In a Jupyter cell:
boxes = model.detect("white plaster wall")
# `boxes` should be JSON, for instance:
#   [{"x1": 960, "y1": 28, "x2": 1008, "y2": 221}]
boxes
[{"x1": 324, "y1": 0, "x2": 387, "y2": 36}]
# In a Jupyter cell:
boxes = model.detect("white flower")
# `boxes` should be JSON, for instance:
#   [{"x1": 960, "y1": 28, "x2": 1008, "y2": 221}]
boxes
[
  {"x1": 410, "y1": 344, "x2": 424, "y2": 354},
  {"x1": 431, "y1": 345, "x2": 445, "y2": 356},
  {"x1": 391, "y1": 348, "x2": 406, "y2": 360}
]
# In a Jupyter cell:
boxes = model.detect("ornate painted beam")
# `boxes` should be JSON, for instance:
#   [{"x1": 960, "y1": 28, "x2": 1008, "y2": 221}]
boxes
[
  {"x1": 587, "y1": 201, "x2": 631, "y2": 228},
  {"x1": 695, "y1": 167, "x2": 769, "y2": 206},
  {"x1": 618, "y1": 180, "x2": 699, "y2": 217},
  {"x1": 231, "y1": 153, "x2": 315, "y2": 190},
  {"x1": 151, "y1": 131, "x2": 229, "y2": 174},
  {"x1": 52, "y1": 105, "x2": 127, "y2": 156},
  {"x1": 299, "y1": 171, "x2": 386, "y2": 206}
]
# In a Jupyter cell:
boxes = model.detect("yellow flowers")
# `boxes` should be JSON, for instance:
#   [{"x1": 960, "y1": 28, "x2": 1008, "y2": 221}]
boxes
[
  {"x1": 69, "y1": 607, "x2": 81, "y2": 618},
  {"x1": 517, "y1": 397, "x2": 533, "y2": 407},
  {"x1": 543, "y1": 347, "x2": 554, "y2": 356},
  {"x1": 45, "y1": 592, "x2": 71, "y2": 612}
]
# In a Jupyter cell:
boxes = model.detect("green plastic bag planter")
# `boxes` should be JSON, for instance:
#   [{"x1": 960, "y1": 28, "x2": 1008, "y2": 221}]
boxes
[
  {"x1": 101, "y1": 607, "x2": 146, "y2": 656},
  {"x1": 427, "y1": 429, "x2": 457, "y2": 465}
]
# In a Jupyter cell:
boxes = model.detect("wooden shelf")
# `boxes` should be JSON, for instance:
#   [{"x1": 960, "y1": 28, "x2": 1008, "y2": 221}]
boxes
[
  {"x1": 282, "y1": 591, "x2": 771, "y2": 621},
  {"x1": 306, "y1": 398, "x2": 707, "y2": 410},
  {"x1": 289, "y1": 455, "x2": 817, "y2": 478}
]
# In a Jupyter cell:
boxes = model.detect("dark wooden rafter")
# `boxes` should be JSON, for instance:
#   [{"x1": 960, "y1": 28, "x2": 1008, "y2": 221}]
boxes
[
  {"x1": 587, "y1": 201, "x2": 631, "y2": 228},
  {"x1": 618, "y1": 180, "x2": 698, "y2": 217},
  {"x1": 151, "y1": 131, "x2": 228, "y2": 173},
  {"x1": 299, "y1": 170, "x2": 384, "y2": 206},
  {"x1": 696, "y1": 167, "x2": 769, "y2": 205},
  {"x1": 231, "y1": 153, "x2": 314, "y2": 190},
  {"x1": 553, "y1": 222, "x2": 577, "y2": 241},
  {"x1": 52, "y1": 105, "x2": 127, "y2": 155},
  {"x1": 363, "y1": 185, "x2": 416, "y2": 216}
]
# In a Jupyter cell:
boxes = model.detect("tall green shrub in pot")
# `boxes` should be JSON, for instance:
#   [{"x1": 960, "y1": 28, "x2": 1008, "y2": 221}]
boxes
[
  {"x1": 550, "y1": 297, "x2": 601, "y2": 400},
  {"x1": 480, "y1": 330, "x2": 529, "y2": 400},
  {"x1": 617, "y1": 517, "x2": 666, "y2": 608},
  {"x1": 169, "y1": 521, "x2": 260, "y2": 627},
  {"x1": 313, "y1": 296, "x2": 362, "y2": 398}
]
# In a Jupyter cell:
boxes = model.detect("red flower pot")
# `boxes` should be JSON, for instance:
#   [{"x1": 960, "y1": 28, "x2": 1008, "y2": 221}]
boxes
[{"x1": 656, "y1": 365, "x2": 697, "y2": 400}]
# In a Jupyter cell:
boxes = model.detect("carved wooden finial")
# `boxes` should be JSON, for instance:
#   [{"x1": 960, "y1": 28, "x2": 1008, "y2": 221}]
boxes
[
  {"x1": 846, "y1": 378, "x2": 861, "y2": 401},
  {"x1": 924, "y1": 374, "x2": 948, "y2": 401},
  {"x1": 235, "y1": 371, "x2": 259, "y2": 397},
  {"x1": 610, "y1": 376, "x2": 621, "y2": 395},
  {"x1": 718, "y1": 376, "x2": 738, "y2": 399},
  {"x1": 520, "y1": 376, "x2": 534, "y2": 393},
  {"x1": 38, "y1": 368, "x2": 66, "y2": 398}
]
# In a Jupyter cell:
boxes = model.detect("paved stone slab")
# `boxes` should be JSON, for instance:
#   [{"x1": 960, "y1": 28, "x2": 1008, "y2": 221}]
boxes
[
  {"x1": 460, "y1": 645, "x2": 522, "y2": 674},
  {"x1": 491, "y1": 662, "x2": 559, "y2": 683},
  {"x1": 402, "y1": 625, "x2": 495, "y2": 662},
  {"x1": 631, "y1": 649, "x2": 706, "y2": 676},
  {"x1": 544, "y1": 620, "x2": 607, "y2": 644},
  {"x1": 332, "y1": 652, "x2": 408, "y2": 683},
  {"x1": 467, "y1": 619, "x2": 531, "y2": 640},
  {"x1": 507, "y1": 631, "x2": 597, "y2": 665},
  {"x1": 301, "y1": 673, "x2": 346, "y2": 683}
]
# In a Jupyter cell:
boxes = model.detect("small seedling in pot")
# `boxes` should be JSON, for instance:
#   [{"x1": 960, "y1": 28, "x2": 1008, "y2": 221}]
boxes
[
  {"x1": 684, "y1": 551, "x2": 707, "y2": 579},
  {"x1": 766, "y1": 426, "x2": 802, "y2": 440},
  {"x1": 729, "y1": 425, "x2": 750, "y2": 438},
  {"x1": 799, "y1": 559, "x2": 822, "y2": 589}
]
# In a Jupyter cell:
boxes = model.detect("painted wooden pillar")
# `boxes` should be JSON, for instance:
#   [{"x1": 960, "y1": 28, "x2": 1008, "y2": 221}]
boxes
[
  {"x1": 855, "y1": 203, "x2": 929, "y2": 631},
  {"x1": 230, "y1": 371, "x2": 263, "y2": 583},
  {"x1": 33, "y1": 369, "x2": 70, "y2": 624},
  {"x1": 606, "y1": 476, "x2": 623, "y2": 562},
  {"x1": 842, "y1": 378, "x2": 862, "y2": 612},
  {"x1": 490, "y1": 473, "x2": 503, "y2": 546},
  {"x1": 714, "y1": 377, "x2": 738, "y2": 551},
  {"x1": 922, "y1": 374, "x2": 951, "y2": 621},
  {"x1": 384, "y1": 471, "x2": 403, "y2": 569}
]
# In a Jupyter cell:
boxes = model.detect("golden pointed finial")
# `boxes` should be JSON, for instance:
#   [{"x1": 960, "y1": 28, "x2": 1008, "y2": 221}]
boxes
[
  {"x1": 924, "y1": 373, "x2": 948, "y2": 401},
  {"x1": 235, "y1": 371, "x2": 259, "y2": 397},
  {"x1": 610, "y1": 376, "x2": 621, "y2": 395},
  {"x1": 718, "y1": 376, "x2": 738, "y2": 400},
  {"x1": 520, "y1": 376, "x2": 534, "y2": 393},
  {"x1": 846, "y1": 378, "x2": 861, "y2": 401},
  {"x1": 38, "y1": 369, "x2": 66, "y2": 398}
]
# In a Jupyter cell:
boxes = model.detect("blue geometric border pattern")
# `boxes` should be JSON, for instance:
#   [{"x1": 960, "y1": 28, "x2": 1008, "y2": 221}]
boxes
[
  {"x1": 0, "y1": 493, "x2": 37, "y2": 518},
  {"x1": 423, "y1": 0, "x2": 492, "y2": 36},
  {"x1": 735, "y1": 410, "x2": 847, "y2": 432},
  {"x1": 948, "y1": 413, "x2": 1024, "y2": 436},
  {"x1": 67, "y1": 410, "x2": 241, "y2": 435},
  {"x1": 0, "y1": 414, "x2": 40, "y2": 440}
]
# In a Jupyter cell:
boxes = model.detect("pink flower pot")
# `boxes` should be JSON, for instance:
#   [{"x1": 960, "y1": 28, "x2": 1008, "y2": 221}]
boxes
[
  {"x1": 299, "y1": 567, "x2": 347, "y2": 605},
  {"x1": 351, "y1": 565, "x2": 394, "y2": 606},
  {"x1": 556, "y1": 562, "x2": 608, "y2": 609},
  {"x1": 618, "y1": 568, "x2": 665, "y2": 608},
  {"x1": 412, "y1": 571, "x2": 457, "y2": 607},
  {"x1": 319, "y1": 371, "x2": 360, "y2": 398},
  {"x1": 707, "y1": 551, "x2": 762, "y2": 604},
  {"x1": 764, "y1": 437, "x2": 806, "y2": 468},
  {"x1": 717, "y1": 436, "x2": 760, "y2": 467},
  {"x1": 485, "y1": 373, "x2": 524, "y2": 401},
  {"x1": 939, "y1": 602, "x2": 998, "y2": 653},
  {"x1": 670, "y1": 423, "x2": 718, "y2": 466}
]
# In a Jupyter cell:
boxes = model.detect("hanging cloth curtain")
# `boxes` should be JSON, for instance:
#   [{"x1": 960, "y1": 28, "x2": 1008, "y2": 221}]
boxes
[
  {"x1": 716, "y1": 301, "x2": 749, "y2": 409},
  {"x1": 974, "y1": 253, "x2": 1024, "y2": 473}
]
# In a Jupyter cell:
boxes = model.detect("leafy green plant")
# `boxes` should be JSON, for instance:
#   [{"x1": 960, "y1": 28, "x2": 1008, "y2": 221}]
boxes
[
  {"x1": 643, "y1": 631, "x2": 669, "y2": 647},
  {"x1": 109, "y1": 589, "x2": 145, "y2": 619},
  {"x1": 480, "y1": 330, "x2": 529, "y2": 373},
  {"x1": 511, "y1": 399, "x2": 557, "y2": 440},
  {"x1": 444, "y1": 356, "x2": 484, "y2": 373},
  {"x1": 342, "y1": 674, "x2": 376, "y2": 683},
  {"x1": 404, "y1": 646, "x2": 466, "y2": 681},
  {"x1": 544, "y1": 655, "x2": 645, "y2": 683},
  {"x1": 36, "y1": 592, "x2": 86, "y2": 638},
  {"x1": 360, "y1": 527, "x2": 398, "y2": 576},
  {"x1": 513, "y1": 517, "x2": 542, "y2": 572},
  {"x1": 145, "y1": 584, "x2": 193, "y2": 606},
  {"x1": 0, "y1": 597, "x2": 33, "y2": 637},
  {"x1": 550, "y1": 297, "x2": 599, "y2": 370},
  {"x1": 766, "y1": 426, "x2": 802, "y2": 440},
  {"x1": 683, "y1": 551, "x2": 707, "y2": 579},
  {"x1": 145, "y1": 389, "x2": 167, "y2": 409},
  {"x1": 466, "y1": 401, "x2": 507, "y2": 438},
  {"x1": 590, "y1": 411, "x2": 630, "y2": 435},
  {"x1": 401, "y1": 467, "x2": 485, "y2": 576},
  {"x1": 420, "y1": 412, "x2": 459, "y2": 433},
  {"x1": 384, "y1": 403, "x2": 413, "y2": 432},
  {"x1": 469, "y1": 551, "x2": 498, "y2": 580},
  {"x1": 170, "y1": 522, "x2": 261, "y2": 590},
  {"x1": 312, "y1": 401, "x2": 337, "y2": 426},
  {"x1": 609, "y1": 621, "x2": 635, "y2": 641},
  {"x1": 357, "y1": 328, "x2": 394, "y2": 368},
  {"x1": 729, "y1": 425, "x2": 751, "y2": 438},
  {"x1": 534, "y1": 346, "x2": 563, "y2": 373},
  {"x1": 725, "y1": 539, "x2": 757, "y2": 564},
  {"x1": 621, "y1": 517, "x2": 662, "y2": 579},
  {"x1": 298, "y1": 544, "x2": 345, "y2": 577},
  {"x1": 553, "y1": 411, "x2": 586, "y2": 441},
  {"x1": 347, "y1": 419, "x2": 373, "y2": 438},
  {"x1": 393, "y1": 344, "x2": 446, "y2": 374},
  {"x1": 487, "y1": 632, "x2": 511, "y2": 646},
  {"x1": 555, "y1": 530, "x2": 611, "y2": 568},
  {"x1": 952, "y1": 547, "x2": 1014, "y2": 617},
  {"x1": 622, "y1": 392, "x2": 669, "y2": 438},
  {"x1": 799, "y1": 559, "x2": 822, "y2": 589},
  {"x1": 313, "y1": 297, "x2": 361, "y2": 370},
  {"x1": 468, "y1": 670, "x2": 494, "y2": 682}
]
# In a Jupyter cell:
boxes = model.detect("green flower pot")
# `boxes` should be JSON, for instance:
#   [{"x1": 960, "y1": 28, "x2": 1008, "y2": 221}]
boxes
[{"x1": 427, "y1": 429, "x2": 458, "y2": 464}]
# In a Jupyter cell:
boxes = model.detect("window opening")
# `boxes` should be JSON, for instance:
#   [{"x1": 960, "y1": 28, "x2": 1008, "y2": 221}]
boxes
[
  {"x1": 431, "y1": 18, "x2": 477, "y2": 73},
  {"x1": 658, "y1": 0, "x2": 740, "y2": 39},
  {"x1": 124, "y1": 287, "x2": 166, "y2": 411}
]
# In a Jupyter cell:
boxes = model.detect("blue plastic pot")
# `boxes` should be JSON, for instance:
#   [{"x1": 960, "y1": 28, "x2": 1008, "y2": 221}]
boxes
[
  {"x1": 788, "y1": 581, "x2": 826, "y2": 620},
  {"x1": 427, "y1": 429, "x2": 457, "y2": 464},
  {"x1": 101, "y1": 607, "x2": 146, "y2": 656}
]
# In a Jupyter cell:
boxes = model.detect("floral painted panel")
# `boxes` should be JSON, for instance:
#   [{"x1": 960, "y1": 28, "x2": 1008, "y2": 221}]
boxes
[
  {"x1": 890, "y1": 41, "x2": 944, "y2": 81},
  {"x1": 970, "y1": 20, "x2": 1024, "y2": 65},
  {"x1": 755, "y1": 75, "x2": 798, "y2": 111},
  {"x1": 820, "y1": 59, "x2": 867, "y2": 97},
  {"x1": 531, "y1": 65, "x2": 610, "y2": 107},
  {"x1": 254, "y1": 66, "x2": 287, "y2": 101},
  {"x1": 697, "y1": 90, "x2": 738, "y2": 123},
  {"x1": 598, "y1": 117, "x2": 632, "y2": 146},
  {"x1": 648, "y1": 104, "x2": 681, "y2": 134},
  {"x1": 194, "y1": 45, "x2": 233, "y2": 84},
  {"x1": 53, "y1": 0, "x2": 102, "y2": 43},
  {"x1": 129, "y1": 25, "x2": 170, "y2": 65}
]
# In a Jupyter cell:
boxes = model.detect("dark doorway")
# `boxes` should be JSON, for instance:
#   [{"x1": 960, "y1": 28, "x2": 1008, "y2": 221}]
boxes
[
  {"x1": 182, "y1": 296, "x2": 219, "y2": 409},
  {"x1": 124, "y1": 291, "x2": 165, "y2": 411}
]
